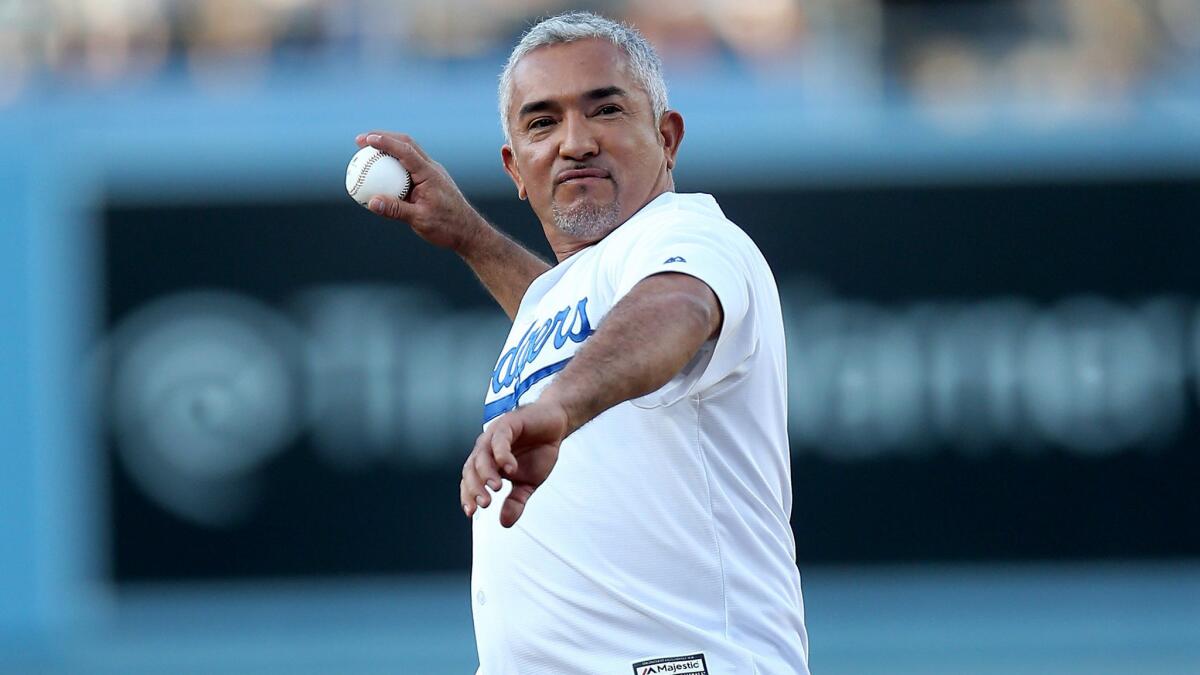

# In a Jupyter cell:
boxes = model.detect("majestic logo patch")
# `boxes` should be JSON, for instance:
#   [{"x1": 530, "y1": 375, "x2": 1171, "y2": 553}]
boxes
[
  {"x1": 632, "y1": 653, "x2": 708, "y2": 675},
  {"x1": 663, "y1": 256, "x2": 687, "y2": 264}
]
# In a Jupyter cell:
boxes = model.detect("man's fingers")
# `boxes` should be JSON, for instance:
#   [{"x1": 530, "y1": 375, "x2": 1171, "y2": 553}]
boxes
[
  {"x1": 462, "y1": 458, "x2": 490, "y2": 510},
  {"x1": 358, "y1": 131, "x2": 432, "y2": 160},
  {"x1": 363, "y1": 133, "x2": 432, "y2": 178},
  {"x1": 461, "y1": 439, "x2": 495, "y2": 513},
  {"x1": 459, "y1": 462, "x2": 476, "y2": 517},
  {"x1": 461, "y1": 429, "x2": 500, "y2": 517},
  {"x1": 459, "y1": 477, "x2": 474, "y2": 517},
  {"x1": 500, "y1": 484, "x2": 535, "y2": 528},
  {"x1": 474, "y1": 444, "x2": 503, "y2": 492},
  {"x1": 490, "y1": 424, "x2": 519, "y2": 476},
  {"x1": 367, "y1": 195, "x2": 417, "y2": 221}
]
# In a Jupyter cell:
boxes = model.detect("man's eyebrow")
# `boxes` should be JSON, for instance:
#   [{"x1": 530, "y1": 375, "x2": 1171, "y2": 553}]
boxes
[
  {"x1": 585, "y1": 86, "x2": 627, "y2": 100},
  {"x1": 517, "y1": 86, "x2": 628, "y2": 118},
  {"x1": 518, "y1": 99, "x2": 557, "y2": 118}
]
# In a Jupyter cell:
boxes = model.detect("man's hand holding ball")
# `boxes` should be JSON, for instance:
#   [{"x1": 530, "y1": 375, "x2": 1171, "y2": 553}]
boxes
[
  {"x1": 346, "y1": 145, "x2": 410, "y2": 208},
  {"x1": 348, "y1": 132, "x2": 487, "y2": 253}
]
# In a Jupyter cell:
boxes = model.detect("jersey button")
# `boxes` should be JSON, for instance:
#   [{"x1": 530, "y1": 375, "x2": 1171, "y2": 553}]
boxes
[{"x1": 476, "y1": 590, "x2": 487, "y2": 606}]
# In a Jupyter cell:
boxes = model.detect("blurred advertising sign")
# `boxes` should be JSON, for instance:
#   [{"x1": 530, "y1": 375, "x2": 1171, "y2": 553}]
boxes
[{"x1": 99, "y1": 181, "x2": 1200, "y2": 580}]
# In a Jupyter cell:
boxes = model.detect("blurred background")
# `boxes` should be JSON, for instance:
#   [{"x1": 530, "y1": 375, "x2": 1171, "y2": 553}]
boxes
[{"x1": 2, "y1": 0, "x2": 1199, "y2": 673}]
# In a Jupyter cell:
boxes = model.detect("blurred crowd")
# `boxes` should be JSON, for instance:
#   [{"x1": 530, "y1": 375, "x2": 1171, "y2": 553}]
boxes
[{"x1": 1, "y1": 0, "x2": 1198, "y2": 117}]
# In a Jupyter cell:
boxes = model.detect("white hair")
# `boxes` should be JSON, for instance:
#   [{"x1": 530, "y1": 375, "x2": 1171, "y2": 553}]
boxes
[{"x1": 498, "y1": 11, "x2": 669, "y2": 143}]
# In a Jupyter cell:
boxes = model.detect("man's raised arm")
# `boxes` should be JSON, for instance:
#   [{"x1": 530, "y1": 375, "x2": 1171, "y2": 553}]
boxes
[
  {"x1": 460, "y1": 271, "x2": 724, "y2": 527},
  {"x1": 355, "y1": 132, "x2": 550, "y2": 320}
]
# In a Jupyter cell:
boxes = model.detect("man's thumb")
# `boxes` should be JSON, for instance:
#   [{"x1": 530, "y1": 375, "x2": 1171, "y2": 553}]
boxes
[
  {"x1": 500, "y1": 484, "x2": 536, "y2": 528},
  {"x1": 368, "y1": 195, "x2": 414, "y2": 221}
]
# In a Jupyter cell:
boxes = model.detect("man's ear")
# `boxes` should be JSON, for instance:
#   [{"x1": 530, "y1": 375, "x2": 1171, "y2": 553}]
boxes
[
  {"x1": 501, "y1": 145, "x2": 527, "y2": 200},
  {"x1": 659, "y1": 110, "x2": 685, "y2": 171}
]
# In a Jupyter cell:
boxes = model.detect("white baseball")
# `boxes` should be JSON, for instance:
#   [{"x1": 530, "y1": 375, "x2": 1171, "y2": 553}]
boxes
[{"x1": 346, "y1": 146, "x2": 412, "y2": 207}]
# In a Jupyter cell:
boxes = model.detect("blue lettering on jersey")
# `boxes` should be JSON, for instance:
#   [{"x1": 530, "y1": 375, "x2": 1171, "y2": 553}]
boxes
[
  {"x1": 663, "y1": 255, "x2": 687, "y2": 264},
  {"x1": 484, "y1": 297, "x2": 594, "y2": 422}
]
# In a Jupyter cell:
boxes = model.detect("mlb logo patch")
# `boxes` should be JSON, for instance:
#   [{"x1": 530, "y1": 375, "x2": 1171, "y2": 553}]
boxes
[{"x1": 632, "y1": 653, "x2": 708, "y2": 675}]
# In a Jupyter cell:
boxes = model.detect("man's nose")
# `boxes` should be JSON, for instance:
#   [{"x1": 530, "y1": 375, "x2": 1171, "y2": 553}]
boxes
[{"x1": 558, "y1": 113, "x2": 599, "y2": 161}]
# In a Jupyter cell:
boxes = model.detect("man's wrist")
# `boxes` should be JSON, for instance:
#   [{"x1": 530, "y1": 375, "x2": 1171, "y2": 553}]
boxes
[
  {"x1": 535, "y1": 387, "x2": 588, "y2": 438},
  {"x1": 453, "y1": 211, "x2": 493, "y2": 260}
]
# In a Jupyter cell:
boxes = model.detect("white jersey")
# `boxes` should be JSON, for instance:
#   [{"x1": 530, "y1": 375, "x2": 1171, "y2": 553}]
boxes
[{"x1": 473, "y1": 192, "x2": 809, "y2": 675}]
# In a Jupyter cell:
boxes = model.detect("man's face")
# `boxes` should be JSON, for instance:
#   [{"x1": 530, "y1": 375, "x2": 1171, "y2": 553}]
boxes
[{"x1": 501, "y1": 38, "x2": 682, "y2": 253}]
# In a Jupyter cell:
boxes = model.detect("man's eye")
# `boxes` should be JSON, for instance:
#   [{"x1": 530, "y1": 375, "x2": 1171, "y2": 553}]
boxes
[
  {"x1": 597, "y1": 105, "x2": 621, "y2": 115},
  {"x1": 528, "y1": 118, "x2": 554, "y2": 130}
]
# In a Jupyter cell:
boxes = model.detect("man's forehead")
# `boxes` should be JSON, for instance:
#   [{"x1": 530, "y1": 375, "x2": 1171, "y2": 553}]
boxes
[{"x1": 509, "y1": 39, "x2": 640, "y2": 110}]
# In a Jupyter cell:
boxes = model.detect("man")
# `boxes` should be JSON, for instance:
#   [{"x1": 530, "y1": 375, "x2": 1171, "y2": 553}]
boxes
[{"x1": 355, "y1": 11, "x2": 809, "y2": 675}]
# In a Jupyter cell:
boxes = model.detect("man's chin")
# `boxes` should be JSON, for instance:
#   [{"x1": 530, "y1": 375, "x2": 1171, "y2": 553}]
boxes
[
  {"x1": 553, "y1": 190, "x2": 616, "y2": 214},
  {"x1": 551, "y1": 198, "x2": 621, "y2": 239}
]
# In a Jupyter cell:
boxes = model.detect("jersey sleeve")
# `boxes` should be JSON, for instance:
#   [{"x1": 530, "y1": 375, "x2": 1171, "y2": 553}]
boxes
[{"x1": 609, "y1": 216, "x2": 759, "y2": 407}]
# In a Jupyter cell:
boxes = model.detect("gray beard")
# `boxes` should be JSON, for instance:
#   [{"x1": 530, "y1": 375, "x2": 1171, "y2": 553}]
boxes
[{"x1": 551, "y1": 197, "x2": 620, "y2": 239}]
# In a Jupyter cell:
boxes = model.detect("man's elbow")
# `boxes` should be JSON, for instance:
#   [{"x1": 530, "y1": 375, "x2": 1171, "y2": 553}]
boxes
[{"x1": 664, "y1": 278, "x2": 723, "y2": 342}]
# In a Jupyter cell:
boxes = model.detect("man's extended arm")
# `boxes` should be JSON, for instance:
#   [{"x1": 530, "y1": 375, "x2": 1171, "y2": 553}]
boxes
[
  {"x1": 461, "y1": 271, "x2": 723, "y2": 527},
  {"x1": 356, "y1": 132, "x2": 550, "y2": 319}
]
